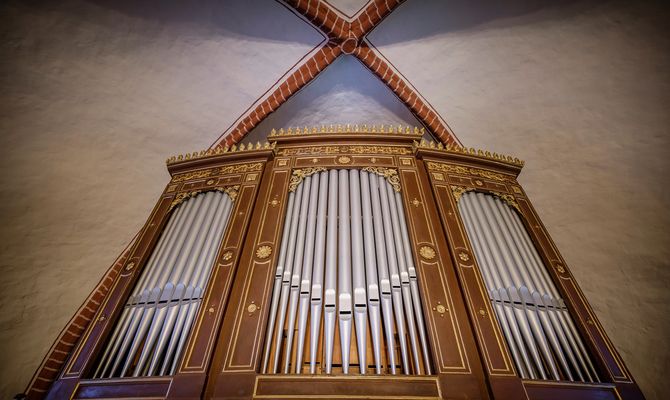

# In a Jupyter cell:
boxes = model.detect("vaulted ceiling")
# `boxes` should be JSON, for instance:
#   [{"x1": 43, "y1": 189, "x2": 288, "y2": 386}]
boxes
[{"x1": 1, "y1": 1, "x2": 669, "y2": 399}]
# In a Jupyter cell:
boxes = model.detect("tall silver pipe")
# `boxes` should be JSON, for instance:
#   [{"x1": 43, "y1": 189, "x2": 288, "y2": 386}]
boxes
[
  {"x1": 153, "y1": 195, "x2": 232, "y2": 375},
  {"x1": 144, "y1": 193, "x2": 228, "y2": 375},
  {"x1": 459, "y1": 199, "x2": 535, "y2": 379},
  {"x1": 385, "y1": 183, "x2": 421, "y2": 373},
  {"x1": 393, "y1": 191, "x2": 432, "y2": 375},
  {"x1": 359, "y1": 171, "x2": 383, "y2": 374},
  {"x1": 349, "y1": 169, "x2": 368, "y2": 374},
  {"x1": 323, "y1": 170, "x2": 339, "y2": 374},
  {"x1": 295, "y1": 174, "x2": 321, "y2": 373},
  {"x1": 368, "y1": 172, "x2": 397, "y2": 374},
  {"x1": 377, "y1": 175, "x2": 410, "y2": 374},
  {"x1": 338, "y1": 170, "x2": 353, "y2": 374},
  {"x1": 465, "y1": 194, "x2": 548, "y2": 379},
  {"x1": 309, "y1": 171, "x2": 329, "y2": 374},
  {"x1": 283, "y1": 176, "x2": 314, "y2": 373},
  {"x1": 272, "y1": 183, "x2": 306, "y2": 373},
  {"x1": 131, "y1": 192, "x2": 220, "y2": 376},
  {"x1": 112, "y1": 193, "x2": 210, "y2": 377},
  {"x1": 261, "y1": 191, "x2": 296, "y2": 373}
]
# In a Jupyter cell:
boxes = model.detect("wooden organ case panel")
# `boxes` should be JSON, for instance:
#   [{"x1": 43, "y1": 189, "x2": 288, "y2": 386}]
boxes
[
  {"x1": 205, "y1": 131, "x2": 488, "y2": 400},
  {"x1": 44, "y1": 147, "x2": 274, "y2": 400},
  {"x1": 36, "y1": 128, "x2": 645, "y2": 400},
  {"x1": 415, "y1": 142, "x2": 645, "y2": 400}
]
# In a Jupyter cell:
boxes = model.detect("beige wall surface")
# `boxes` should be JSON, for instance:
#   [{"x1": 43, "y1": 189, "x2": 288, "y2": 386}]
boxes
[{"x1": 0, "y1": 1, "x2": 668, "y2": 399}]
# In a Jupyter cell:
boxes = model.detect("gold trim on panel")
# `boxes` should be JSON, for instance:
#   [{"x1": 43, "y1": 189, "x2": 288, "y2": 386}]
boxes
[{"x1": 426, "y1": 162, "x2": 513, "y2": 183}]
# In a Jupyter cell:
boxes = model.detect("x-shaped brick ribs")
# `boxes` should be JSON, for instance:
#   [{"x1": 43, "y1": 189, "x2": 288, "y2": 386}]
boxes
[{"x1": 217, "y1": 0, "x2": 458, "y2": 147}]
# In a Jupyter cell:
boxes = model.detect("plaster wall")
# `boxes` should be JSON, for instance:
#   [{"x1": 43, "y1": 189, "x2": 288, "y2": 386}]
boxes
[{"x1": 0, "y1": 1, "x2": 668, "y2": 399}]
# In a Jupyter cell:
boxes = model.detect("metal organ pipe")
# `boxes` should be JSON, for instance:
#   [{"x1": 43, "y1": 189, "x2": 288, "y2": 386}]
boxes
[
  {"x1": 262, "y1": 168, "x2": 431, "y2": 376},
  {"x1": 458, "y1": 191, "x2": 598, "y2": 382},
  {"x1": 94, "y1": 190, "x2": 235, "y2": 378}
]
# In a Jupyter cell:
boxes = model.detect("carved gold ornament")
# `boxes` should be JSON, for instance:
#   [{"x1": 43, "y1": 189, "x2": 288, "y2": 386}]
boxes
[
  {"x1": 256, "y1": 245, "x2": 273, "y2": 259},
  {"x1": 419, "y1": 246, "x2": 436, "y2": 260},
  {"x1": 411, "y1": 198, "x2": 421, "y2": 208},
  {"x1": 247, "y1": 304, "x2": 258, "y2": 313},
  {"x1": 450, "y1": 186, "x2": 475, "y2": 202},
  {"x1": 556, "y1": 264, "x2": 566, "y2": 274},
  {"x1": 337, "y1": 155, "x2": 352, "y2": 164},
  {"x1": 169, "y1": 185, "x2": 239, "y2": 211},
  {"x1": 288, "y1": 167, "x2": 327, "y2": 192},
  {"x1": 491, "y1": 191, "x2": 521, "y2": 213},
  {"x1": 222, "y1": 251, "x2": 233, "y2": 261},
  {"x1": 458, "y1": 252, "x2": 470, "y2": 262},
  {"x1": 436, "y1": 305, "x2": 447, "y2": 314},
  {"x1": 363, "y1": 167, "x2": 401, "y2": 192},
  {"x1": 125, "y1": 262, "x2": 135, "y2": 271}
]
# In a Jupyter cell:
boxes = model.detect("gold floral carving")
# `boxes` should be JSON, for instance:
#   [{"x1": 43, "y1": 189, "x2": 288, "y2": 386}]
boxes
[
  {"x1": 269, "y1": 124, "x2": 423, "y2": 136},
  {"x1": 449, "y1": 185, "x2": 521, "y2": 213},
  {"x1": 169, "y1": 185, "x2": 239, "y2": 211},
  {"x1": 172, "y1": 169, "x2": 213, "y2": 183},
  {"x1": 458, "y1": 252, "x2": 470, "y2": 262},
  {"x1": 288, "y1": 167, "x2": 327, "y2": 192},
  {"x1": 425, "y1": 162, "x2": 513, "y2": 183},
  {"x1": 491, "y1": 191, "x2": 521, "y2": 213},
  {"x1": 450, "y1": 186, "x2": 476, "y2": 202},
  {"x1": 419, "y1": 246, "x2": 436, "y2": 260},
  {"x1": 363, "y1": 167, "x2": 401, "y2": 192},
  {"x1": 337, "y1": 155, "x2": 352, "y2": 164},
  {"x1": 256, "y1": 245, "x2": 272, "y2": 259},
  {"x1": 222, "y1": 251, "x2": 233, "y2": 261}
]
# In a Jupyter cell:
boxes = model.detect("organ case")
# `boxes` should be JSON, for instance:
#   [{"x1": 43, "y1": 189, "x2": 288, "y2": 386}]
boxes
[{"x1": 33, "y1": 128, "x2": 644, "y2": 400}]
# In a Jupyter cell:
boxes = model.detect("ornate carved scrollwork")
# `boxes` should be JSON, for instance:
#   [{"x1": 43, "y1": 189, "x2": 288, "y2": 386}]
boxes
[
  {"x1": 363, "y1": 166, "x2": 402, "y2": 192},
  {"x1": 288, "y1": 167, "x2": 327, "y2": 192}
]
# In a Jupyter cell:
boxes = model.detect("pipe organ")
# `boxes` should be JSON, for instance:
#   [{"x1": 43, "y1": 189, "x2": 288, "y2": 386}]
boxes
[{"x1": 35, "y1": 127, "x2": 644, "y2": 400}]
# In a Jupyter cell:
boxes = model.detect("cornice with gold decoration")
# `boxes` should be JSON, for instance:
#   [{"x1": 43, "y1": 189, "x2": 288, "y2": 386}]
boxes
[
  {"x1": 166, "y1": 141, "x2": 276, "y2": 166},
  {"x1": 269, "y1": 124, "x2": 425, "y2": 137},
  {"x1": 414, "y1": 139, "x2": 524, "y2": 169}
]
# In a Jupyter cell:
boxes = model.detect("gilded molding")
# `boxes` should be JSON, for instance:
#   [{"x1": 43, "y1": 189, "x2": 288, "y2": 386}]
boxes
[
  {"x1": 171, "y1": 162, "x2": 263, "y2": 183},
  {"x1": 363, "y1": 167, "x2": 401, "y2": 192},
  {"x1": 166, "y1": 142, "x2": 275, "y2": 165},
  {"x1": 426, "y1": 161, "x2": 513, "y2": 183},
  {"x1": 279, "y1": 145, "x2": 411, "y2": 156},
  {"x1": 269, "y1": 124, "x2": 424, "y2": 136},
  {"x1": 169, "y1": 185, "x2": 239, "y2": 211},
  {"x1": 415, "y1": 140, "x2": 524, "y2": 168},
  {"x1": 288, "y1": 167, "x2": 327, "y2": 192}
]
